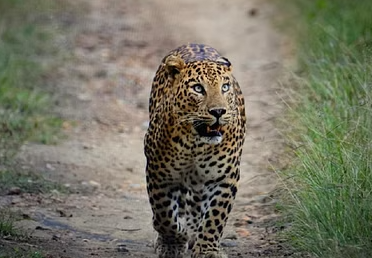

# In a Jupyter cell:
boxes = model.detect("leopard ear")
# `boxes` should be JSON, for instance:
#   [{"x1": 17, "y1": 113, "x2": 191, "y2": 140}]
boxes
[
  {"x1": 163, "y1": 55, "x2": 185, "y2": 78},
  {"x1": 216, "y1": 56, "x2": 232, "y2": 70}
]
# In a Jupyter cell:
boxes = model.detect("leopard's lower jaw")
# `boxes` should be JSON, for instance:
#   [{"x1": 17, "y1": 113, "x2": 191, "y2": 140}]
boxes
[{"x1": 199, "y1": 135, "x2": 222, "y2": 145}]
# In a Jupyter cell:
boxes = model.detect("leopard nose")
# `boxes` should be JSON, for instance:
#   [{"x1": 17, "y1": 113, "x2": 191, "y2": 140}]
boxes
[{"x1": 208, "y1": 108, "x2": 226, "y2": 118}]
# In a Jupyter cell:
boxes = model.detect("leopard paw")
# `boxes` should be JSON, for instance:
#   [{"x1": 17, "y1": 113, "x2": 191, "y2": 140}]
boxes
[
  {"x1": 155, "y1": 235, "x2": 187, "y2": 258},
  {"x1": 192, "y1": 250, "x2": 228, "y2": 258}
]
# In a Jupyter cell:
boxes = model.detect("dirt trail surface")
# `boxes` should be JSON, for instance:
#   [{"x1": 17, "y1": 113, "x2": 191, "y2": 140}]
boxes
[{"x1": 5, "y1": 0, "x2": 289, "y2": 257}]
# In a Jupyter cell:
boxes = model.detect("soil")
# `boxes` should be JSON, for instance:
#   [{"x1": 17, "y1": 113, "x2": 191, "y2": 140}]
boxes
[{"x1": 1, "y1": 0, "x2": 293, "y2": 257}]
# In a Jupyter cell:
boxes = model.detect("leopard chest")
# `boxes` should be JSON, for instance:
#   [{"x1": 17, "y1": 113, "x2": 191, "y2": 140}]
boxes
[{"x1": 179, "y1": 144, "x2": 239, "y2": 191}]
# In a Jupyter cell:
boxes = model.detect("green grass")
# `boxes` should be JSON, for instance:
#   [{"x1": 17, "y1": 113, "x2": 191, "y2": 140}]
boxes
[
  {"x1": 0, "y1": 247, "x2": 45, "y2": 258},
  {"x1": 0, "y1": 252, "x2": 43, "y2": 258},
  {"x1": 0, "y1": 0, "x2": 75, "y2": 195},
  {"x1": 282, "y1": 1, "x2": 372, "y2": 257},
  {"x1": 0, "y1": 2, "x2": 77, "y2": 255},
  {"x1": 0, "y1": 170, "x2": 67, "y2": 195},
  {"x1": 0, "y1": 210, "x2": 19, "y2": 238},
  {"x1": 0, "y1": 210, "x2": 50, "y2": 258},
  {"x1": 0, "y1": 0, "x2": 69, "y2": 164}
]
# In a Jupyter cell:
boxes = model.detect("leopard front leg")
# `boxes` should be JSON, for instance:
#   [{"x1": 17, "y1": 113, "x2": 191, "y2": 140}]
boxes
[
  {"x1": 191, "y1": 181, "x2": 238, "y2": 258},
  {"x1": 146, "y1": 174, "x2": 188, "y2": 258}
]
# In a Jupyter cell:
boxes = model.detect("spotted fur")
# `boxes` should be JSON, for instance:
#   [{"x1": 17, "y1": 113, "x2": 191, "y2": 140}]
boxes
[{"x1": 144, "y1": 43, "x2": 246, "y2": 258}]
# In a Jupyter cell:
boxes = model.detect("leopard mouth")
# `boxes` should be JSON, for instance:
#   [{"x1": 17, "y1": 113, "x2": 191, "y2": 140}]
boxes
[{"x1": 194, "y1": 122, "x2": 222, "y2": 138}]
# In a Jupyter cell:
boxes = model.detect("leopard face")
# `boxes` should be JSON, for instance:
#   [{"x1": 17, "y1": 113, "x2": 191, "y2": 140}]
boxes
[
  {"x1": 170, "y1": 59, "x2": 238, "y2": 145},
  {"x1": 144, "y1": 43, "x2": 246, "y2": 258}
]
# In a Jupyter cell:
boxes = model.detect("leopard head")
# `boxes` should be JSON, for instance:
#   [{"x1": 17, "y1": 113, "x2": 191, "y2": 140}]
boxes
[{"x1": 163, "y1": 55, "x2": 238, "y2": 145}]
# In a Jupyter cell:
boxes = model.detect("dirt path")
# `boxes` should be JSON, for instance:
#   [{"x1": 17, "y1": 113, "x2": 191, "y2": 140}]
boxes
[{"x1": 9, "y1": 0, "x2": 289, "y2": 257}]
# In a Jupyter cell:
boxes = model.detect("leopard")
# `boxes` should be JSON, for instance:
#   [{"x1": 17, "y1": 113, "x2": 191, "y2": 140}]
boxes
[{"x1": 144, "y1": 43, "x2": 246, "y2": 258}]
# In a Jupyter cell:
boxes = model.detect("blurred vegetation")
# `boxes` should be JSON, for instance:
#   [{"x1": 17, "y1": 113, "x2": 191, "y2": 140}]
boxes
[
  {"x1": 0, "y1": 208, "x2": 46, "y2": 257},
  {"x1": 0, "y1": 169, "x2": 67, "y2": 195},
  {"x1": 282, "y1": 0, "x2": 372, "y2": 257},
  {"x1": 0, "y1": 0, "x2": 71, "y2": 164},
  {"x1": 0, "y1": 1, "x2": 77, "y2": 255}
]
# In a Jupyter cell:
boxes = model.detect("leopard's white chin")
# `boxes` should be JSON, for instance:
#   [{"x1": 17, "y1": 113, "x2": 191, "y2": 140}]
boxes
[{"x1": 200, "y1": 135, "x2": 222, "y2": 145}]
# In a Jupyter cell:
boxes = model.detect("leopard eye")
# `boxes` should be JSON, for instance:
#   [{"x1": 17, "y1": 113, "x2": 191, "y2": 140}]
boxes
[
  {"x1": 221, "y1": 83, "x2": 230, "y2": 93},
  {"x1": 192, "y1": 84, "x2": 205, "y2": 94}
]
